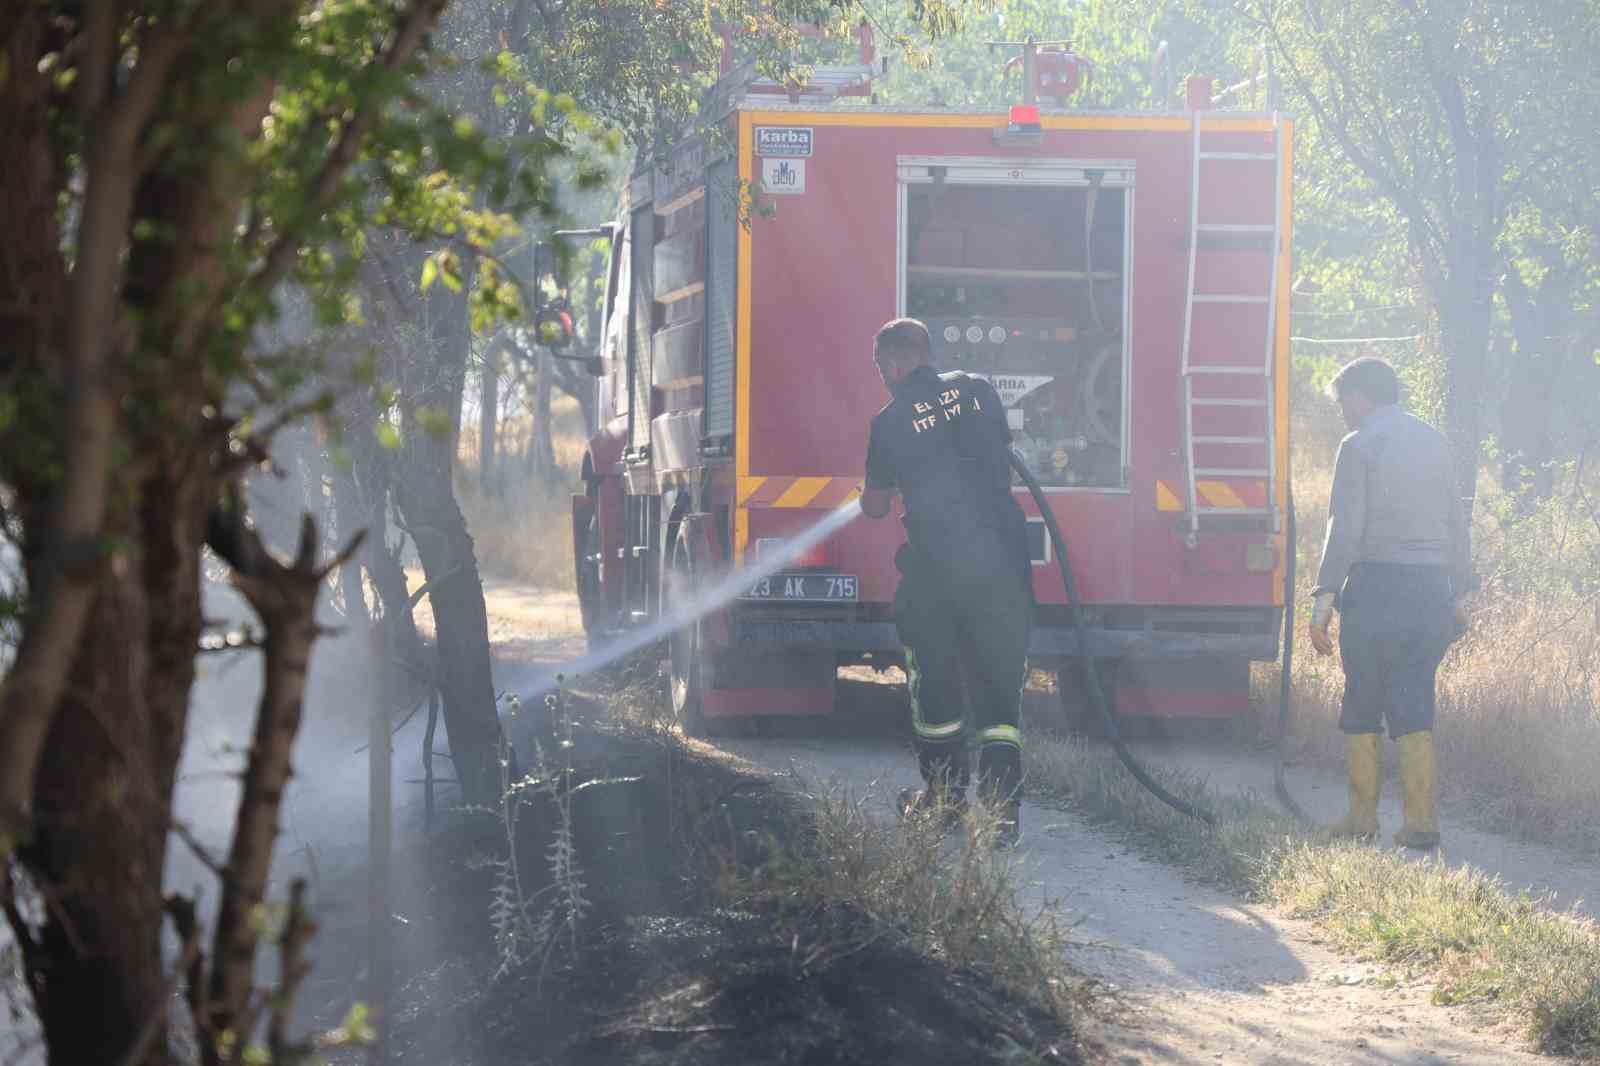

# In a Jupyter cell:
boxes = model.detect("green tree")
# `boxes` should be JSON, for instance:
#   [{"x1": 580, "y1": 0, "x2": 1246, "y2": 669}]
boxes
[
  {"x1": 0, "y1": 2, "x2": 568, "y2": 1061},
  {"x1": 1245, "y1": 0, "x2": 1599, "y2": 505}
]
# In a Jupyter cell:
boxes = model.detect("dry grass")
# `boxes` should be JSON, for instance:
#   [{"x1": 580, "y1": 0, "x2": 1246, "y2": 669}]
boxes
[
  {"x1": 731, "y1": 777, "x2": 1090, "y2": 1025},
  {"x1": 561, "y1": 671, "x2": 1090, "y2": 1046},
  {"x1": 1268, "y1": 404, "x2": 1600, "y2": 856},
  {"x1": 1270, "y1": 844, "x2": 1600, "y2": 1058},
  {"x1": 1022, "y1": 725, "x2": 1600, "y2": 1057},
  {"x1": 457, "y1": 395, "x2": 589, "y2": 590}
]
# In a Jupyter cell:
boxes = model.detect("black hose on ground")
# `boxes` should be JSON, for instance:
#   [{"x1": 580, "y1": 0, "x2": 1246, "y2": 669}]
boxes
[
  {"x1": 1008, "y1": 450, "x2": 1218, "y2": 827},
  {"x1": 1274, "y1": 487, "x2": 1311, "y2": 823}
]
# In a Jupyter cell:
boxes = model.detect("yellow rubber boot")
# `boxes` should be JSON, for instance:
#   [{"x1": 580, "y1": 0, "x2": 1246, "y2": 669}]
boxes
[
  {"x1": 1393, "y1": 731, "x2": 1441, "y2": 850},
  {"x1": 1331, "y1": 733, "x2": 1380, "y2": 840}
]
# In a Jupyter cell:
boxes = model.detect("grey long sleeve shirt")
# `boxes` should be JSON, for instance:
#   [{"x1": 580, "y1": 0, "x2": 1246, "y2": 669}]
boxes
[{"x1": 1312, "y1": 404, "x2": 1476, "y2": 597}]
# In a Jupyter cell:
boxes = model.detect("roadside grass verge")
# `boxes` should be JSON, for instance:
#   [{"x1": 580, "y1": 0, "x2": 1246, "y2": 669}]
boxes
[
  {"x1": 751, "y1": 777, "x2": 1088, "y2": 1021},
  {"x1": 1025, "y1": 729, "x2": 1600, "y2": 1058},
  {"x1": 585, "y1": 664, "x2": 1090, "y2": 1035}
]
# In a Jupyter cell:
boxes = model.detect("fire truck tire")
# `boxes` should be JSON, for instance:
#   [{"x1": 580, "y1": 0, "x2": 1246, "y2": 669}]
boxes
[
  {"x1": 1055, "y1": 659, "x2": 1151, "y2": 739},
  {"x1": 665, "y1": 527, "x2": 711, "y2": 737},
  {"x1": 574, "y1": 504, "x2": 604, "y2": 652}
]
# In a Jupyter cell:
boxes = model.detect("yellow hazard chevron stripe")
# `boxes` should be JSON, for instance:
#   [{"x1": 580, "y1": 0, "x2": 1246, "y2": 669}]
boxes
[
  {"x1": 773, "y1": 476, "x2": 831, "y2": 508},
  {"x1": 1156, "y1": 479, "x2": 1267, "y2": 512},
  {"x1": 739, "y1": 476, "x2": 863, "y2": 509},
  {"x1": 738, "y1": 476, "x2": 768, "y2": 505},
  {"x1": 1156, "y1": 481, "x2": 1183, "y2": 512}
]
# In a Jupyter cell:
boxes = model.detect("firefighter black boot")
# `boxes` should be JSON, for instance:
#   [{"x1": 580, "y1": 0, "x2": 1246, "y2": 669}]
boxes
[
  {"x1": 898, "y1": 753, "x2": 969, "y2": 830},
  {"x1": 897, "y1": 784, "x2": 968, "y2": 829},
  {"x1": 976, "y1": 733, "x2": 1023, "y2": 850}
]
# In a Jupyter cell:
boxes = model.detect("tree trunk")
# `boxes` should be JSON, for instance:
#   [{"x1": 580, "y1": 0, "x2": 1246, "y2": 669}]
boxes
[
  {"x1": 526, "y1": 352, "x2": 558, "y2": 488},
  {"x1": 330, "y1": 466, "x2": 372, "y2": 629},
  {"x1": 1499, "y1": 262, "x2": 1570, "y2": 508},
  {"x1": 479, "y1": 345, "x2": 499, "y2": 493},
  {"x1": 393, "y1": 447, "x2": 501, "y2": 805},
  {"x1": 204, "y1": 513, "x2": 331, "y2": 1056},
  {"x1": 389, "y1": 265, "x2": 502, "y2": 806},
  {"x1": 12, "y1": 464, "x2": 210, "y2": 1066},
  {"x1": 1437, "y1": 261, "x2": 1495, "y2": 511}
]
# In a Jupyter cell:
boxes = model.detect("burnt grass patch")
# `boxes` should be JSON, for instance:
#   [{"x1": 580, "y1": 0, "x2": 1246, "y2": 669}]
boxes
[{"x1": 383, "y1": 681, "x2": 1084, "y2": 1065}]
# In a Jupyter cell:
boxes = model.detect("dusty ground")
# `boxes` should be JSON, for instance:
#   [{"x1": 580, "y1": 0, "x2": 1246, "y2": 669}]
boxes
[
  {"x1": 3, "y1": 580, "x2": 1584, "y2": 1065},
  {"x1": 1128, "y1": 739, "x2": 1599, "y2": 922},
  {"x1": 490, "y1": 588, "x2": 1587, "y2": 1065}
]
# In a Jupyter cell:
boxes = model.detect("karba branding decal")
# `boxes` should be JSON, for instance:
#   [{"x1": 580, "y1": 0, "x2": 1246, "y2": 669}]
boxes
[
  {"x1": 978, "y1": 374, "x2": 1055, "y2": 406},
  {"x1": 755, "y1": 127, "x2": 813, "y2": 157}
]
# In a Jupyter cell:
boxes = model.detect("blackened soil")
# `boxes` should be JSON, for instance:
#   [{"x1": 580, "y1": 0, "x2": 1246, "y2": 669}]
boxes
[{"x1": 383, "y1": 685, "x2": 1084, "y2": 1066}]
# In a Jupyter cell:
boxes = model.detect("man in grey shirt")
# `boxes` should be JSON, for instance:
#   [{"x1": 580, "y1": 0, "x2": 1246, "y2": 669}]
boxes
[{"x1": 1309, "y1": 357, "x2": 1475, "y2": 850}]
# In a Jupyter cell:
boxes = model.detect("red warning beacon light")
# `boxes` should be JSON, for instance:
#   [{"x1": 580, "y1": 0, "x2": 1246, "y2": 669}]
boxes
[{"x1": 1007, "y1": 104, "x2": 1042, "y2": 132}]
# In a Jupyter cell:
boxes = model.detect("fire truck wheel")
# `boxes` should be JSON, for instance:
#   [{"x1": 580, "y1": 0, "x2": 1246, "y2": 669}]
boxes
[
  {"x1": 665, "y1": 529, "x2": 710, "y2": 737},
  {"x1": 574, "y1": 505, "x2": 604, "y2": 652},
  {"x1": 1055, "y1": 659, "x2": 1147, "y2": 739}
]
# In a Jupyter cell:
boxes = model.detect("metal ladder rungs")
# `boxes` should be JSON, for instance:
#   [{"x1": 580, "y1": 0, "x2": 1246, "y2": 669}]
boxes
[{"x1": 1181, "y1": 111, "x2": 1285, "y2": 536}]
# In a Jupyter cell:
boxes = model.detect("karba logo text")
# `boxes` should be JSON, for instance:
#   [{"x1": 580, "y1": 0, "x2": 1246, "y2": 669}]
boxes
[{"x1": 755, "y1": 127, "x2": 813, "y2": 157}]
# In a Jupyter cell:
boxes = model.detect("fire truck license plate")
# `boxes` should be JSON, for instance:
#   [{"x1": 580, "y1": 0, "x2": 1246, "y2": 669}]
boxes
[{"x1": 742, "y1": 573, "x2": 858, "y2": 602}]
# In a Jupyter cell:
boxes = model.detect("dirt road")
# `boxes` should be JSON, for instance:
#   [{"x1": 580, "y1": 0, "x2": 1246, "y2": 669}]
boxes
[
  {"x1": 706, "y1": 720, "x2": 1559, "y2": 1066},
  {"x1": 488, "y1": 589, "x2": 1582, "y2": 1065}
]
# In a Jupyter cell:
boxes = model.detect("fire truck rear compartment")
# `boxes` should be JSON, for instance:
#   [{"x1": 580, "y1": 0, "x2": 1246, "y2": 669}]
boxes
[{"x1": 903, "y1": 176, "x2": 1128, "y2": 489}]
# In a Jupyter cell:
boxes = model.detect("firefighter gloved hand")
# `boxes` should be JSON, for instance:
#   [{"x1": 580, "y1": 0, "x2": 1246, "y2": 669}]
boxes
[{"x1": 1309, "y1": 592, "x2": 1337, "y2": 657}]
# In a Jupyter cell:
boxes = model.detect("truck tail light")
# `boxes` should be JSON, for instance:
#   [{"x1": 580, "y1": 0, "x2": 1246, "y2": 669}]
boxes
[{"x1": 1008, "y1": 104, "x2": 1041, "y2": 129}]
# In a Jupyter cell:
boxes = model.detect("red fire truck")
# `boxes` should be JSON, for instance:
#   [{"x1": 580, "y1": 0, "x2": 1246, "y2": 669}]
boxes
[{"x1": 571, "y1": 45, "x2": 1293, "y2": 735}]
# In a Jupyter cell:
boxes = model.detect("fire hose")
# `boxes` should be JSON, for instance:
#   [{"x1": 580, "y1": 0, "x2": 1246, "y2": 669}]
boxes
[
  {"x1": 1274, "y1": 487, "x2": 1310, "y2": 823},
  {"x1": 1009, "y1": 448, "x2": 1309, "y2": 828},
  {"x1": 1008, "y1": 449, "x2": 1218, "y2": 826}
]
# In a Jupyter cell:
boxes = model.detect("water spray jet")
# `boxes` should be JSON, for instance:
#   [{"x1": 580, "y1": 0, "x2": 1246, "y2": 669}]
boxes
[{"x1": 515, "y1": 498, "x2": 865, "y2": 700}]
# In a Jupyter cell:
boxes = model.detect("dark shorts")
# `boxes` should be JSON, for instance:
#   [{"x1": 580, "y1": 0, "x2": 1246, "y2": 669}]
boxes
[{"x1": 1337, "y1": 563, "x2": 1456, "y2": 738}]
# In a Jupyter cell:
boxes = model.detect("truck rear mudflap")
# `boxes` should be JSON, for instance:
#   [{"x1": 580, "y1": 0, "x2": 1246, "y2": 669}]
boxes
[{"x1": 731, "y1": 612, "x2": 1281, "y2": 662}]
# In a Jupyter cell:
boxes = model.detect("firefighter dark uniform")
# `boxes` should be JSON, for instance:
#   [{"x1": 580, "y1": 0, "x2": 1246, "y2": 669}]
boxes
[{"x1": 865, "y1": 365, "x2": 1032, "y2": 825}]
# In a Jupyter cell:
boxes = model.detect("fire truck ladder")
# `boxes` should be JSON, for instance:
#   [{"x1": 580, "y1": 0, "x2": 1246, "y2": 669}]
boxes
[{"x1": 1178, "y1": 111, "x2": 1284, "y2": 536}]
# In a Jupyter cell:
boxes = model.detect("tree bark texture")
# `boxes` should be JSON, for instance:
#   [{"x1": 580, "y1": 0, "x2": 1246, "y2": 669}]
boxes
[
  {"x1": 203, "y1": 514, "x2": 335, "y2": 1054},
  {"x1": 0, "y1": 4, "x2": 137, "y2": 852},
  {"x1": 330, "y1": 467, "x2": 373, "y2": 630},
  {"x1": 12, "y1": 462, "x2": 211, "y2": 1066},
  {"x1": 525, "y1": 351, "x2": 559, "y2": 488},
  {"x1": 394, "y1": 439, "x2": 502, "y2": 805},
  {"x1": 386, "y1": 246, "x2": 502, "y2": 806},
  {"x1": 480, "y1": 345, "x2": 500, "y2": 492}
]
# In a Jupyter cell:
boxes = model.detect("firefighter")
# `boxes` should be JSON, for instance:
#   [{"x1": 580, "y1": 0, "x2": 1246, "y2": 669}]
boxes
[
  {"x1": 860, "y1": 318, "x2": 1033, "y2": 847},
  {"x1": 1309, "y1": 357, "x2": 1475, "y2": 850}
]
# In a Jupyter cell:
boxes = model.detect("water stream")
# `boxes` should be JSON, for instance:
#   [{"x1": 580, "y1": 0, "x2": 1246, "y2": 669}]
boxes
[{"x1": 517, "y1": 498, "x2": 864, "y2": 696}]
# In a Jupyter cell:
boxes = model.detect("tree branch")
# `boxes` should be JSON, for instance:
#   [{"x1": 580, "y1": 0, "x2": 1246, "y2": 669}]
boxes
[
  {"x1": 244, "y1": 0, "x2": 451, "y2": 302},
  {"x1": 117, "y1": 906, "x2": 204, "y2": 1066},
  {"x1": 204, "y1": 502, "x2": 329, "y2": 1047},
  {"x1": 267, "y1": 879, "x2": 316, "y2": 1060}
]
